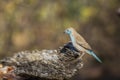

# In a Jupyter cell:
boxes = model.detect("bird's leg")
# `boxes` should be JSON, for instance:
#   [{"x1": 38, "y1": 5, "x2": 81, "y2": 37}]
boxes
[{"x1": 79, "y1": 52, "x2": 85, "y2": 60}]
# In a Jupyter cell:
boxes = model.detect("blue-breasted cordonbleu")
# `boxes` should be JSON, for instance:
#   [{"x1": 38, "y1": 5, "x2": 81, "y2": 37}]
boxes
[{"x1": 64, "y1": 27, "x2": 102, "y2": 63}]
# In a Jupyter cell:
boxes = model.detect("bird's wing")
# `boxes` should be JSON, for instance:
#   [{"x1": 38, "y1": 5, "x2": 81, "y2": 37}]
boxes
[{"x1": 75, "y1": 34, "x2": 92, "y2": 50}]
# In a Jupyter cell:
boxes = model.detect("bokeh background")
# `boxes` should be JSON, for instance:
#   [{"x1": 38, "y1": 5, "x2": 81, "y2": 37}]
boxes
[{"x1": 0, "y1": 0, "x2": 120, "y2": 80}]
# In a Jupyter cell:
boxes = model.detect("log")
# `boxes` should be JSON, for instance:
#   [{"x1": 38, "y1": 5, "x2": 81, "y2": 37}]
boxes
[{"x1": 0, "y1": 42, "x2": 84, "y2": 80}]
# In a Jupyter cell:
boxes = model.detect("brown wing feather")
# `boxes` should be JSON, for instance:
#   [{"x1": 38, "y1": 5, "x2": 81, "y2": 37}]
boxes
[{"x1": 74, "y1": 31, "x2": 92, "y2": 50}]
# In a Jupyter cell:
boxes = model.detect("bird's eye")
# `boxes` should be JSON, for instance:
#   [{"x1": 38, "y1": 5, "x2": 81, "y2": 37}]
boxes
[
  {"x1": 65, "y1": 29, "x2": 71, "y2": 34},
  {"x1": 67, "y1": 29, "x2": 69, "y2": 32},
  {"x1": 68, "y1": 29, "x2": 71, "y2": 33}
]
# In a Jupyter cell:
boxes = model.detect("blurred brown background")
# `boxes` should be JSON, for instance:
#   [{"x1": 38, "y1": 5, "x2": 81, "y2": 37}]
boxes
[{"x1": 0, "y1": 0, "x2": 120, "y2": 80}]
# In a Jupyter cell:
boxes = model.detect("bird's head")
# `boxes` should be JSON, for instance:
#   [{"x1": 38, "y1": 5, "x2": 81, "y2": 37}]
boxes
[{"x1": 64, "y1": 27, "x2": 74, "y2": 35}]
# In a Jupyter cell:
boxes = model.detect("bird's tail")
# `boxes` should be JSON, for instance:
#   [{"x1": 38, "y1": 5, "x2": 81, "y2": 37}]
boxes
[{"x1": 88, "y1": 50, "x2": 102, "y2": 63}]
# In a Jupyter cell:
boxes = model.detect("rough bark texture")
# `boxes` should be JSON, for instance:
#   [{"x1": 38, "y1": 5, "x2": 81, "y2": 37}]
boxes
[{"x1": 0, "y1": 42, "x2": 84, "y2": 80}]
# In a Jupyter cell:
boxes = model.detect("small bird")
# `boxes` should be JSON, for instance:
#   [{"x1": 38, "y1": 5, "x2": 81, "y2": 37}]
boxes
[{"x1": 64, "y1": 27, "x2": 102, "y2": 63}]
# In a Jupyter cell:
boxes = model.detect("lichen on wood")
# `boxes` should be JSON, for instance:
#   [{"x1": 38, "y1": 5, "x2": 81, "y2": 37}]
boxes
[{"x1": 0, "y1": 42, "x2": 84, "y2": 80}]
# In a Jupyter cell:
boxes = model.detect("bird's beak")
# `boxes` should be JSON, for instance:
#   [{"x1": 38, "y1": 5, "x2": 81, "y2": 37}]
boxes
[{"x1": 64, "y1": 30, "x2": 67, "y2": 34}]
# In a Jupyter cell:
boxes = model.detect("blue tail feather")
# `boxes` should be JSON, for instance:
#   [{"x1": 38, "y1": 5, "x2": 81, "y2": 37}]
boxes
[{"x1": 88, "y1": 50, "x2": 102, "y2": 63}]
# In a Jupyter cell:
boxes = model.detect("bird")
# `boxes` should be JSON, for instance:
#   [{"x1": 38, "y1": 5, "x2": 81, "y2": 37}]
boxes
[{"x1": 64, "y1": 27, "x2": 102, "y2": 63}]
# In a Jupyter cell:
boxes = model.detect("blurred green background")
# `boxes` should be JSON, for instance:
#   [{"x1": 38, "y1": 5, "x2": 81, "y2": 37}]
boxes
[{"x1": 0, "y1": 0, "x2": 120, "y2": 80}]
